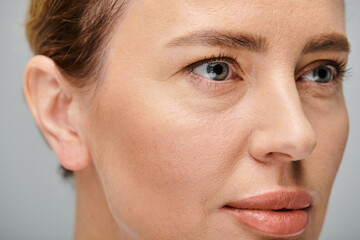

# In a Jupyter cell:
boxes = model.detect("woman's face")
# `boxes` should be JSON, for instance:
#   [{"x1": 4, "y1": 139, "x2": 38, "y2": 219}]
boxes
[{"x1": 78, "y1": 0, "x2": 349, "y2": 239}]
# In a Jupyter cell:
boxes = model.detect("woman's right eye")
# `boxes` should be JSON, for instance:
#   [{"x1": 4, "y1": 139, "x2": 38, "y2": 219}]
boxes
[{"x1": 192, "y1": 62, "x2": 231, "y2": 81}]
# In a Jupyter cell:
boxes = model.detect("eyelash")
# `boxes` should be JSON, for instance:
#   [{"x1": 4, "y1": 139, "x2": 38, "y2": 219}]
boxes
[
  {"x1": 184, "y1": 54, "x2": 348, "y2": 91},
  {"x1": 297, "y1": 58, "x2": 348, "y2": 82},
  {"x1": 184, "y1": 54, "x2": 241, "y2": 91},
  {"x1": 185, "y1": 53, "x2": 240, "y2": 72}
]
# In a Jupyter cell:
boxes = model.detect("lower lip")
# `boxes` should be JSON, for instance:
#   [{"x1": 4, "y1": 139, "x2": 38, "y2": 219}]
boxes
[{"x1": 225, "y1": 207, "x2": 310, "y2": 237}]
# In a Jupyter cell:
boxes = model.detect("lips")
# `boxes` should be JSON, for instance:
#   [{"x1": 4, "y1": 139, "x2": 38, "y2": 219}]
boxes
[{"x1": 224, "y1": 190, "x2": 313, "y2": 237}]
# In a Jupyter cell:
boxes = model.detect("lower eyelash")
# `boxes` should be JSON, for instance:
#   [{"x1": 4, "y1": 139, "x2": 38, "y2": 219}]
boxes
[
  {"x1": 297, "y1": 59, "x2": 349, "y2": 96},
  {"x1": 188, "y1": 71, "x2": 237, "y2": 92}
]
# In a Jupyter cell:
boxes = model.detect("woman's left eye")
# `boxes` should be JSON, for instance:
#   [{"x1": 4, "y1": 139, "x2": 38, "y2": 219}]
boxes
[
  {"x1": 192, "y1": 62, "x2": 230, "y2": 81},
  {"x1": 302, "y1": 65, "x2": 335, "y2": 83}
]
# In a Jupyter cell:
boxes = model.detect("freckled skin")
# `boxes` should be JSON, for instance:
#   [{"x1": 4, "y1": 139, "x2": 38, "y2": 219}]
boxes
[{"x1": 73, "y1": 0, "x2": 348, "y2": 239}]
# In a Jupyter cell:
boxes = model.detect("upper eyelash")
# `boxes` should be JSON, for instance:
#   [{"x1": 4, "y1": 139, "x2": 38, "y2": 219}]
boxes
[
  {"x1": 299, "y1": 58, "x2": 348, "y2": 82},
  {"x1": 330, "y1": 59, "x2": 350, "y2": 81},
  {"x1": 322, "y1": 58, "x2": 347, "y2": 76},
  {"x1": 185, "y1": 53, "x2": 239, "y2": 74}
]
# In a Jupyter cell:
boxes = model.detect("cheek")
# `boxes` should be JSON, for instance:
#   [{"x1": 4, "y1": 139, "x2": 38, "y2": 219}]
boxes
[
  {"x1": 302, "y1": 97, "x2": 348, "y2": 235},
  {"x1": 305, "y1": 97, "x2": 348, "y2": 190},
  {"x1": 85, "y1": 76, "x2": 249, "y2": 238}
]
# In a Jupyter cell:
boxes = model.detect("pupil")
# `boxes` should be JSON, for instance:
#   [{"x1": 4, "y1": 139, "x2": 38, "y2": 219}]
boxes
[
  {"x1": 213, "y1": 64, "x2": 224, "y2": 75},
  {"x1": 318, "y1": 68, "x2": 328, "y2": 79},
  {"x1": 205, "y1": 62, "x2": 229, "y2": 81}
]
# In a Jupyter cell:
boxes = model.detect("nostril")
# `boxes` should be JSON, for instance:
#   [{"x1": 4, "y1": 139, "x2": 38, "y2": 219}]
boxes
[{"x1": 263, "y1": 151, "x2": 298, "y2": 163}]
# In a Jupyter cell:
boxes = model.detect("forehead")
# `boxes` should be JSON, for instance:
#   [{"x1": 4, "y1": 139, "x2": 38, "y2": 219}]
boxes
[{"x1": 122, "y1": 0, "x2": 345, "y2": 48}]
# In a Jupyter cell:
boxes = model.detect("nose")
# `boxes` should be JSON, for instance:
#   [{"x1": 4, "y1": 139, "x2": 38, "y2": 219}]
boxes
[{"x1": 248, "y1": 77, "x2": 317, "y2": 163}]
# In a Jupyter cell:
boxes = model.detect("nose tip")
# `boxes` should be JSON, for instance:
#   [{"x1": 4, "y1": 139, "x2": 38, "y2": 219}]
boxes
[
  {"x1": 260, "y1": 129, "x2": 317, "y2": 162},
  {"x1": 249, "y1": 120, "x2": 317, "y2": 163},
  {"x1": 248, "y1": 89, "x2": 317, "y2": 164}
]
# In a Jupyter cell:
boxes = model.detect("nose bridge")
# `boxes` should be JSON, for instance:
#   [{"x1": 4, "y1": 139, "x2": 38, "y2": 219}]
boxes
[
  {"x1": 249, "y1": 72, "x2": 317, "y2": 162},
  {"x1": 265, "y1": 76, "x2": 305, "y2": 130}
]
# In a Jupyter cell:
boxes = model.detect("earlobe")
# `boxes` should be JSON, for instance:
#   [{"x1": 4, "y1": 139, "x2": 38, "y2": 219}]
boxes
[{"x1": 23, "y1": 55, "x2": 91, "y2": 171}]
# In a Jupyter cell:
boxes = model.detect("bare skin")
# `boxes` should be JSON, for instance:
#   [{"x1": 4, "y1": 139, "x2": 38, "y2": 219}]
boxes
[{"x1": 24, "y1": 0, "x2": 349, "y2": 239}]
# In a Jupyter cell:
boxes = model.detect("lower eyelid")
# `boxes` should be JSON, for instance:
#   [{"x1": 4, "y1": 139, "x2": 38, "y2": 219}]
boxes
[
  {"x1": 187, "y1": 71, "x2": 240, "y2": 93},
  {"x1": 296, "y1": 76, "x2": 342, "y2": 98}
]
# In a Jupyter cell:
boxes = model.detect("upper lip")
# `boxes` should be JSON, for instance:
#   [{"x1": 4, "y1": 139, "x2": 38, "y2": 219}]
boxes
[{"x1": 225, "y1": 190, "x2": 313, "y2": 210}]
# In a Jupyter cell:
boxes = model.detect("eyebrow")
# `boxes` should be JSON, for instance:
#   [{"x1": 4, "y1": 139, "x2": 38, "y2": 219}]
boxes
[
  {"x1": 167, "y1": 30, "x2": 268, "y2": 52},
  {"x1": 167, "y1": 30, "x2": 350, "y2": 54},
  {"x1": 302, "y1": 33, "x2": 350, "y2": 54}
]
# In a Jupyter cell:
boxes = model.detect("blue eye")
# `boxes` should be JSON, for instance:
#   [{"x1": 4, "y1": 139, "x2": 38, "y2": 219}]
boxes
[
  {"x1": 302, "y1": 66, "x2": 334, "y2": 83},
  {"x1": 193, "y1": 62, "x2": 230, "y2": 81}
]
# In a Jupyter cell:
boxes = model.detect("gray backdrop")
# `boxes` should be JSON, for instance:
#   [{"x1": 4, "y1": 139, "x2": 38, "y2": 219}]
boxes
[{"x1": 0, "y1": 1, "x2": 359, "y2": 239}]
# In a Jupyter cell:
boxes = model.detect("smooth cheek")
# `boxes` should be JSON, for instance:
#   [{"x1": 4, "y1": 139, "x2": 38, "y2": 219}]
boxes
[
  {"x1": 85, "y1": 69, "x2": 250, "y2": 239},
  {"x1": 302, "y1": 95, "x2": 348, "y2": 237}
]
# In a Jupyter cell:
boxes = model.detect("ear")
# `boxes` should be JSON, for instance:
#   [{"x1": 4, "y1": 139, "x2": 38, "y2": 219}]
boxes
[{"x1": 23, "y1": 55, "x2": 91, "y2": 171}]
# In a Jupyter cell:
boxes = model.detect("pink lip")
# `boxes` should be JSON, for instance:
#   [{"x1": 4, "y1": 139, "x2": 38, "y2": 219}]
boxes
[{"x1": 224, "y1": 190, "x2": 313, "y2": 237}]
